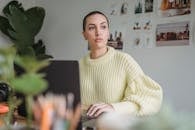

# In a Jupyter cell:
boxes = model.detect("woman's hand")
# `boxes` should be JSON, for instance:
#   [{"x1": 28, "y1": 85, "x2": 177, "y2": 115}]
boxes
[{"x1": 86, "y1": 103, "x2": 114, "y2": 118}]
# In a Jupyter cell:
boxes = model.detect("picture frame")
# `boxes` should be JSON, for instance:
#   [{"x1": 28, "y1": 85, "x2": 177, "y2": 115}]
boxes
[{"x1": 156, "y1": 21, "x2": 190, "y2": 46}]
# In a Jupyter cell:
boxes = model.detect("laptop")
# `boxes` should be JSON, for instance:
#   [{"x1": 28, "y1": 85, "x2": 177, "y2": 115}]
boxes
[
  {"x1": 41, "y1": 60, "x2": 81, "y2": 108},
  {"x1": 16, "y1": 60, "x2": 82, "y2": 129}
]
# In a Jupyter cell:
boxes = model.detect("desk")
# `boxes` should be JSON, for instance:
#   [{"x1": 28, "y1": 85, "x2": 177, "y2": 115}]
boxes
[{"x1": 82, "y1": 118, "x2": 96, "y2": 130}]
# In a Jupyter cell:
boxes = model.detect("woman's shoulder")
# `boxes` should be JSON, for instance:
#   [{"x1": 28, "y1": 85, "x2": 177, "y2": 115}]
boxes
[
  {"x1": 79, "y1": 54, "x2": 89, "y2": 66},
  {"x1": 113, "y1": 48, "x2": 134, "y2": 62},
  {"x1": 112, "y1": 48, "x2": 141, "y2": 69},
  {"x1": 113, "y1": 48, "x2": 143, "y2": 75}
]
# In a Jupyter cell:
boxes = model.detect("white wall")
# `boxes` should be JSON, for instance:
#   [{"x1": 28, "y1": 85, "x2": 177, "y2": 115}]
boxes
[{"x1": 0, "y1": 0, "x2": 195, "y2": 112}]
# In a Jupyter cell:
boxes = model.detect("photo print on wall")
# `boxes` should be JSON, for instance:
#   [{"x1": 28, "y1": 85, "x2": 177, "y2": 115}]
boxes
[
  {"x1": 135, "y1": 0, "x2": 143, "y2": 14},
  {"x1": 133, "y1": 20, "x2": 152, "y2": 31},
  {"x1": 109, "y1": 1, "x2": 121, "y2": 15},
  {"x1": 109, "y1": 1, "x2": 130, "y2": 16},
  {"x1": 120, "y1": 2, "x2": 129, "y2": 15},
  {"x1": 156, "y1": 21, "x2": 190, "y2": 46},
  {"x1": 145, "y1": 0, "x2": 154, "y2": 13},
  {"x1": 108, "y1": 31, "x2": 124, "y2": 50},
  {"x1": 131, "y1": 18, "x2": 153, "y2": 48},
  {"x1": 132, "y1": 32, "x2": 153, "y2": 48},
  {"x1": 134, "y1": 0, "x2": 154, "y2": 14},
  {"x1": 158, "y1": 0, "x2": 191, "y2": 17}
]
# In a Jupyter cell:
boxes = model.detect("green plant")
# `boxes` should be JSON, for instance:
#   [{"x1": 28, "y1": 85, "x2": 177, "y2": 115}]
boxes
[
  {"x1": 0, "y1": 46, "x2": 49, "y2": 127},
  {"x1": 0, "y1": 46, "x2": 18, "y2": 126},
  {"x1": 0, "y1": 0, "x2": 52, "y2": 60}
]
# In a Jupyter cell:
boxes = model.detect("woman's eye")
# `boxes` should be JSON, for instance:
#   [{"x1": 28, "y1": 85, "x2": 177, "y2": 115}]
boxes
[
  {"x1": 88, "y1": 26, "x2": 95, "y2": 30},
  {"x1": 101, "y1": 25, "x2": 107, "y2": 29}
]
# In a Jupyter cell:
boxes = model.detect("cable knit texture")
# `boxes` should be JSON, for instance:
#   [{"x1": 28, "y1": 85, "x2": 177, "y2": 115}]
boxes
[{"x1": 79, "y1": 46, "x2": 163, "y2": 116}]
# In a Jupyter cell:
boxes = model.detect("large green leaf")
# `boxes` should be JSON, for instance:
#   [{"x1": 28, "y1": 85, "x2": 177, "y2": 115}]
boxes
[
  {"x1": 25, "y1": 7, "x2": 45, "y2": 36},
  {"x1": 33, "y1": 40, "x2": 45, "y2": 54},
  {"x1": 17, "y1": 46, "x2": 35, "y2": 57},
  {"x1": 0, "y1": 0, "x2": 52, "y2": 59},
  {"x1": 0, "y1": 16, "x2": 14, "y2": 39},
  {"x1": 14, "y1": 56, "x2": 50, "y2": 73},
  {"x1": 0, "y1": 47, "x2": 16, "y2": 81},
  {"x1": 33, "y1": 40, "x2": 53, "y2": 60},
  {"x1": 3, "y1": 0, "x2": 24, "y2": 16},
  {"x1": 7, "y1": 5, "x2": 33, "y2": 44},
  {"x1": 10, "y1": 73, "x2": 48, "y2": 95}
]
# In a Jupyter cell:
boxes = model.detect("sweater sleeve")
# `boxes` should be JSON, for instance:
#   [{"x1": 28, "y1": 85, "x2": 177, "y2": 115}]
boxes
[{"x1": 111, "y1": 55, "x2": 163, "y2": 116}]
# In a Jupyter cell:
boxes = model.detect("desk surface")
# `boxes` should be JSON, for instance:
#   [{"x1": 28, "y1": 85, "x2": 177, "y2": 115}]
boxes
[{"x1": 82, "y1": 118, "x2": 96, "y2": 130}]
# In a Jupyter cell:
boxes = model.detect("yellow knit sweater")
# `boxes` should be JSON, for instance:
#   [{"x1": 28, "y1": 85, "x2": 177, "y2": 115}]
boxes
[{"x1": 79, "y1": 46, "x2": 162, "y2": 116}]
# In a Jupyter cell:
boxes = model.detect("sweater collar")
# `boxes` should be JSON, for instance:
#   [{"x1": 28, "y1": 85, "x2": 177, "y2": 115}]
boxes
[{"x1": 85, "y1": 46, "x2": 115, "y2": 66}]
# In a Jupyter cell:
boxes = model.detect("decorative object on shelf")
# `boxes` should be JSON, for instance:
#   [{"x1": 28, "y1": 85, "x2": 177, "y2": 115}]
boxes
[{"x1": 0, "y1": 0, "x2": 52, "y2": 60}]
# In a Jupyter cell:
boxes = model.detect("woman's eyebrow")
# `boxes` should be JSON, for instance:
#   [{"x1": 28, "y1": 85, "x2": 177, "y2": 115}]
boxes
[
  {"x1": 88, "y1": 21, "x2": 107, "y2": 26},
  {"x1": 100, "y1": 22, "x2": 107, "y2": 25},
  {"x1": 88, "y1": 24, "x2": 95, "y2": 26}
]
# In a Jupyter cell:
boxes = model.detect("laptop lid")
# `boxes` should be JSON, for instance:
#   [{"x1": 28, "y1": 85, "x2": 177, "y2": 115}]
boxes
[
  {"x1": 16, "y1": 60, "x2": 82, "y2": 129},
  {"x1": 41, "y1": 60, "x2": 81, "y2": 108}
]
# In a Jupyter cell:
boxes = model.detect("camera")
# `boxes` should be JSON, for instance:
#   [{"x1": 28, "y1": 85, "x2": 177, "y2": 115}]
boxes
[{"x1": 0, "y1": 82, "x2": 10, "y2": 102}]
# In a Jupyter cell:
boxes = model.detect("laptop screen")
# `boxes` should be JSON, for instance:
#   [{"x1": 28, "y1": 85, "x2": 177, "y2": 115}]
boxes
[
  {"x1": 16, "y1": 60, "x2": 81, "y2": 114},
  {"x1": 16, "y1": 60, "x2": 82, "y2": 129},
  {"x1": 41, "y1": 60, "x2": 81, "y2": 108}
]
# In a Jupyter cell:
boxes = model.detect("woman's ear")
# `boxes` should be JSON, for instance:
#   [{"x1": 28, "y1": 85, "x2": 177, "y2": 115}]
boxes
[{"x1": 82, "y1": 32, "x2": 87, "y2": 40}]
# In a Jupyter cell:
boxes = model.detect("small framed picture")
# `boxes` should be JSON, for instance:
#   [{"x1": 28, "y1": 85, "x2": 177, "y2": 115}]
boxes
[
  {"x1": 135, "y1": 0, "x2": 143, "y2": 14},
  {"x1": 145, "y1": 0, "x2": 154, "y2": 13},
  {"x1": 156, "y1": 21, "x2": 190, "y2": 46},
  {"x1": 158, "y1": 0, "x2": 191, "y2": 17}
]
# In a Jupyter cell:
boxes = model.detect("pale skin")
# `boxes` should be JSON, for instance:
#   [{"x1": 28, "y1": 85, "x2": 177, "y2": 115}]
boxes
[{"x1": 82, "y1": 13, "x2": 114, "y2": 118}]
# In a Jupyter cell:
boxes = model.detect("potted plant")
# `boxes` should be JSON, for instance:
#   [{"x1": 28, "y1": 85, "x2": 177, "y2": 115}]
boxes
[
  {"x1": 0, "y1": 46, "x2": 50, "y2": 129},
  {"x1": 0, "y1": 0, "x2": 52, "y2": 129},
  {"x1": 0, "y1": 0, "x2": 52, "y2": 60}
]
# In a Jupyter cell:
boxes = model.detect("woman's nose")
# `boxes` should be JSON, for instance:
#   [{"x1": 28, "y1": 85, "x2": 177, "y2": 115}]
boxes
[{"x1": 95, "y1": 27, "x2": 100, "y2": 36}]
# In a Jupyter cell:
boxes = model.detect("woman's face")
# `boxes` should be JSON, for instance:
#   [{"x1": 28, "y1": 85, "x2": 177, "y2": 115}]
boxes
[{"x1": 83, "y1": 14, "x2": 109, "y2": 51}]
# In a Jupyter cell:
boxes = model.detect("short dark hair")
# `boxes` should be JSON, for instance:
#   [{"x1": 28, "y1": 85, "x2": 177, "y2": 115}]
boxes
[{"x1": 82, "y1": 11, "x2": 109, "y2": 31}]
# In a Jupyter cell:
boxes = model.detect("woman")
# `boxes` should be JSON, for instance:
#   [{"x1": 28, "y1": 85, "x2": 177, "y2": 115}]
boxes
[{"x1": 79, "y1": 11, "x2": 162, "y2": 118}]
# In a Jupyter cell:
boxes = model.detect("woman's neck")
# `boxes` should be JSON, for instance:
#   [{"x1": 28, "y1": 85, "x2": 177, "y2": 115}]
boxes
[{"x1": 90, "y1": 47, "x2": 108, "y2": 59}]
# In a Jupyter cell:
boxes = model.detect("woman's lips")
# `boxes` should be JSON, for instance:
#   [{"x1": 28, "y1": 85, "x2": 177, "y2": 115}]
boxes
[{"x1": 95, "y1": 38, "x2": 103, "y2": 42}]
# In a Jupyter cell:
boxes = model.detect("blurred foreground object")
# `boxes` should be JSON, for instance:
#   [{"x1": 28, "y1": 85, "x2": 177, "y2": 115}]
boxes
[
  {"x1": 96, "y1": 112, "x2": 137, "y2": 130},
  {"x1": 0, "y1": 103, "x2": 9, "y2": 127},
  {"x1": 0, "y1": 46, "x2": 50, "y2": 127},
  {"x1": 0, "y1": 82, "x2": 10, "y2": 102},
  {"x1": 131, "y1": 103, "x2": 195, "y2": 130},
  {"x1": 96, "y1": 103, "x2": 195, "y2": 130},
  {"x1": 33, "y1": 93, "x2": 81, "y2": 130},
  {"x1": 0, "y1": 103, "x2": 9, "y2": 114}
]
